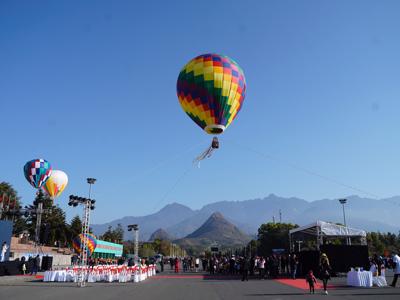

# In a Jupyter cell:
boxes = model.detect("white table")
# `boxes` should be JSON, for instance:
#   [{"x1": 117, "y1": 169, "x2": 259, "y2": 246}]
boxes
[
  {"x1": 42, "y1": 265, "x2": 155, "y2": 283},
  {"x1": 347, "y1": 271, "x2": 373, "y2": 287},
  {"x1": 44, "y1": 270, "x2": 69, "y2": 282}
]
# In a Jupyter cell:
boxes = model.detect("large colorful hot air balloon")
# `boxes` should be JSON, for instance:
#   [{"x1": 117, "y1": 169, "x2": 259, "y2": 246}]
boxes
[
  {"x1": 23, "y1": 159, "x2": 52, "y2": 189},
  {"x1": 177, "y1": 53, "x2": 246, "y2": 135},
  {"x1": 177, "y1": 53, "x2": 246, "y2": 163},
  {"x1": 72, "y1": 233, "x2": 97, "y2": 256},
  {"x1": 42, "y1": 170, "x2": 68, "y2": 199}
]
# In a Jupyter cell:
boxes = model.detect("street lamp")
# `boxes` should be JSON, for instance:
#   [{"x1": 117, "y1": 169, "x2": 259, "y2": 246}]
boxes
[
  {"x1": 295, "y1": 240, "x2": 303, "y2": 252},
  {"x1": 339, "y1": 198, "x2": 350, "y2": 245},
  {"x1": 128, "y1": 224, "x2": 139, "y2": 265},
  {"x1": 339, "y1": 198, "x2": 347, "y2": 227}
]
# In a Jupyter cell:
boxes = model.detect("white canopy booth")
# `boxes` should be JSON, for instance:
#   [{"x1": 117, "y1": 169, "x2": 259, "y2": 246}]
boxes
[{"x1": 289, "y1": 220, "x2": 367, "y2": 252}]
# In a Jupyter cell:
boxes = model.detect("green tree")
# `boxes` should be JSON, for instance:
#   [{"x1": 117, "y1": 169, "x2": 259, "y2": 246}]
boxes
[
  {"x1": 100, "y1": 224, "x2": 124, "y2": 243},
  {"x1": 114, "y1": 224, "x2": 124, "y2": 243},
  {"x1": 153, "y1": 239, "x2": 172, "y2": 256},
  {"x1": 140, "y1": 242, "x2": 156, "y2": 258},
  {"x1": 246, "y1": 239, "x2": 258, "y2": 257},
  {"x1": 367, "y1": 231, "x2": 400, "y2": 255},
  {"x1": 69, "y1": 215, "x2": 82, "y2": 241},
  {"x1": 0, "y1": 182, "x2": 26, "y2": 234},
  {"x1": 25, "y1": 189, "x2": 68, "y2": 246},
  {"x1": 257, "y1": 222, "x2": 298, "y2": 256}
]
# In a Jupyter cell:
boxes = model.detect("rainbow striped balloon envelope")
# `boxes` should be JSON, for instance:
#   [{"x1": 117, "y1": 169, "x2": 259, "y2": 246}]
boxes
[
  {"x1": 177, "y1": 54, "x2": 246, "y2": 135},
  {"x1": 72, "y1": 233, "x2": 97, "y2": 256}
]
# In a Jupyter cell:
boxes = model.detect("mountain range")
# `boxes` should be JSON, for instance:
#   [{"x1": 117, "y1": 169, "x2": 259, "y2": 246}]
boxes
[
  {"x1": 174, "y1": 212, "x2": 251, "y2": 251},
  {"x1": 91, "y1": 194, "x2": 400, "y2": 241}
]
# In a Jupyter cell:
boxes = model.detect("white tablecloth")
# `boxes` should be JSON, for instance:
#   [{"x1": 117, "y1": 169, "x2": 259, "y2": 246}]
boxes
[
  {"x1": 43, "y1": 265, "x2": 156, "y2": 283},
  {"x1": 44, "y1": 270, "x2": 75, "y2": 282},
  {"x1": 347, "y1": 271, "x2": 373, "y2": 287}
]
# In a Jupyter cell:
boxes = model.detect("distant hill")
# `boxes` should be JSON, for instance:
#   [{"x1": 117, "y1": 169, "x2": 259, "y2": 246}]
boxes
[
  {"x1": 92, "y1": 194, "x2": 400, "y2": 240},
  {"x1": 174, "y1": 212, "x2": 251, "y2": 253},
  {"x1": 148, "y1": 228, "x2": 174, "y2": 241}
]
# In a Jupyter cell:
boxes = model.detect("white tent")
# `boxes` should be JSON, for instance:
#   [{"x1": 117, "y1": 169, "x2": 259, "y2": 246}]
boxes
[{"x1": 289, "y1": 220, "x2": 367, "y2": 251}]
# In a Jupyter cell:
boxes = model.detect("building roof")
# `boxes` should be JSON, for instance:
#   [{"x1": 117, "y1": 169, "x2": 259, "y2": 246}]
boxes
[{"x1": 289, "y1": 220, "x2": 366, "y2": 237}]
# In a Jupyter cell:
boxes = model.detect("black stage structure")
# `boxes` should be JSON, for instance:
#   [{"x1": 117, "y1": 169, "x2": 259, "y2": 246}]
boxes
[{"x1": 289, "y1": 220, "x2": 369, "y2": 276}]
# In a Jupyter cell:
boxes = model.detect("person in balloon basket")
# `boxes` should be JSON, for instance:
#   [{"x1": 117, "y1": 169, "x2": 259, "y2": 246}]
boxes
[{"x1": 305, "y1": 270, "x2": 317, "y2": 294}]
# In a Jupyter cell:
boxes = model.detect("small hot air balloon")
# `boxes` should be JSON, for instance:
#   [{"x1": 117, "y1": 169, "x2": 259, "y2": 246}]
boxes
[
  {"x1": 23, "y1": 159, "x2": 52, "y2": 189},
  {"x1": 72, "y1": 233, "x2": 97, "y2": 256},
  {"x1": 42, "y1": 170, "x2": 68, "y2": 199},
  {"x1": 177, "y1": 53, "x2": 246, "y2": 163}
]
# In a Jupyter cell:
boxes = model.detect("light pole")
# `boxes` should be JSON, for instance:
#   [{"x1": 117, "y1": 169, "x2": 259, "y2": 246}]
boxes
[
  {"x1": 339, "y1": 198, "x2": 350, "y2": 245},
  {"x1": 339, "y1": 199, "x2": 347, "y2": 227},
  {"x1": 295, "y1": 240, "x2": 303, "y2": 252},
  {"x1": 128, "y1": 224, "x2": 139, "y2": 265}
]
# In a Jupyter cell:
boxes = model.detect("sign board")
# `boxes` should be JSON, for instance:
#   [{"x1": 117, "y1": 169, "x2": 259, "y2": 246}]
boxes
[{"x1": 272, "y1": 248, "x2": 285, "y2": 254}]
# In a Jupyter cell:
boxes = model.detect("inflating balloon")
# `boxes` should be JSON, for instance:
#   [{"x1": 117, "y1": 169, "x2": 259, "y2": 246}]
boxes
[
  {"x1": 23, "y1": 159, "x2": 53, "y2": 189},
  {"x1": 42, "y1": 170, "x2": 68, "y2": 199},
  {"x1": 177, "y1": 54, "x2": 246, "y2": 164},
  {"x1": 72, "y1": 233, "x2": 97, "y2": 256}
]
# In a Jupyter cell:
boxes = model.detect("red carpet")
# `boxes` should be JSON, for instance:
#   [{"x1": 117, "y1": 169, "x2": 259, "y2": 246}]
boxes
[
  {"x1": 152, "y1": 275, "x2": 240, "y2": 280},
  {"x1": 275, "y1": 279, "x2": 338, "y2": 290},
  {"x1": 15, "y1": 274, "x2": 44, "y2": 279},
  {"x1": 152, "y1": 275, "x2": 204, "y2": 279}
]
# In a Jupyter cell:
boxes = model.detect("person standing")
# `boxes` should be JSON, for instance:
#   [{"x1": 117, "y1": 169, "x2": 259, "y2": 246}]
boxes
[
  {"x1": 258, "y1": 257, "x2": 265, "y2": 279},
  {"x1": 31, "y1": 255, "x2": 40, "y2": 275},
  {"x1": 160, "y1": 257, "x2": 164, "y2": 272},
  {"x1": 290, "y1": 254, "x2": 299, "y2": 279},
  {"x1": 174, "y1": 257, "x2": 180, "y2": 273},
  {"x1": 320, "y1": 253, "x2": 331, "y2": 295},
  {"x1": 241, "y1": 257, "x2": 249, "y2": 281},
  {"x1": 390, "y1": 253, "x2": 400, "y2": 287},
  {"x1": 1, "y1": 242, "x2": 8, "y2": 262},
  {"x1": 202, "y1": 258, "x2": 207, "y2": 272},
  {"x1": 305, "y1": 270, "x2": 317, "y2": 294}
]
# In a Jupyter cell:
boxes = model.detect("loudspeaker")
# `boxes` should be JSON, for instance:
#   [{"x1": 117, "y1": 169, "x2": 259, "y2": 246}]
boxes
[{"x1": 41, "y1": 256, "x2": 53, "y2": 271}]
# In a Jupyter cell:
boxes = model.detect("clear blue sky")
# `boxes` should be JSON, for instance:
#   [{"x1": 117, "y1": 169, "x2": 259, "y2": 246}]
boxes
[{"x1": 1, "y1": 0, "x2": 400, "y2": 223}]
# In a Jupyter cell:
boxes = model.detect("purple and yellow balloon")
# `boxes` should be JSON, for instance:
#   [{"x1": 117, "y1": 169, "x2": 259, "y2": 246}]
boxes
[{"x1": 72, "y1": 233, "x2": 97, "y2": 256}]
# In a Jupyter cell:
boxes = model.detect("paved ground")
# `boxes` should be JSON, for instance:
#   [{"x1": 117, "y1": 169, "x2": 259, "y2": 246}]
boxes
[{"x1": 1, "y1": 270, "x2": 400, "y2": 300}]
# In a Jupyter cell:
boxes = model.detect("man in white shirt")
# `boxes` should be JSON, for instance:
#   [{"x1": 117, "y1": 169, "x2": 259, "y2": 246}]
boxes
[
  {"x1": 258, "y1": 257, "x2": 265, "y2": 279},
  {"x1": 1, "y1": 242, "x2": 8, "y2": 262},
  {"x1": 390, "y1": 253, "x2": 400, "y2": 287}
]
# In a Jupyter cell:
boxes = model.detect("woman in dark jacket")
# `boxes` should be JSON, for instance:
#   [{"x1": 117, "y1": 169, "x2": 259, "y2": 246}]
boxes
[{"x1": 320, "y1": 253, "x2": 331, "y2": 295}]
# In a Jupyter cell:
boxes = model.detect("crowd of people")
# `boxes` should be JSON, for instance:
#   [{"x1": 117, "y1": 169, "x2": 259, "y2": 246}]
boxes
[
  {"x1": 160, "y1": 251, "x2": 400, "y2": 294},
  {"x1": 164, "y1": 253, "x2": 303, "y2": 280}
]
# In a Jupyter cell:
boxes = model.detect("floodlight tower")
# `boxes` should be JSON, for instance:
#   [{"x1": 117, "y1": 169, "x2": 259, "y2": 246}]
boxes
[
  {"x1": 339, "y1": 198, "x2": 350, "y2": 245},
  {"x1": 128, "y1": 224, "x2": 139, "y2": 265},
  {"x1": 68, "y1": 177, "x2": 96, "y2": 287}
]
